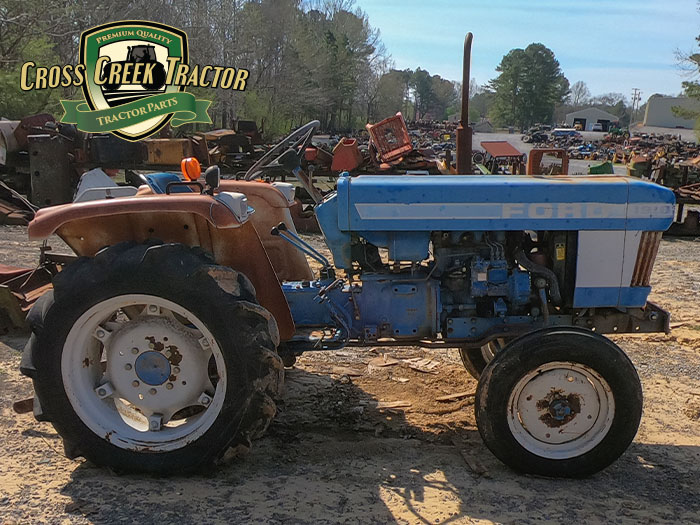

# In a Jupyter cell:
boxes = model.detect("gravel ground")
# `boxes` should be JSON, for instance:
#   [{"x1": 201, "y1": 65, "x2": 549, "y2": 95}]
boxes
[{"x1": 0, "y1": 227, "x2": 699, "y2": 524}]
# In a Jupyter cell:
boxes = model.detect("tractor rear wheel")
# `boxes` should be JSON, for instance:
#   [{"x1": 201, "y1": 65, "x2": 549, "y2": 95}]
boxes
[
  {"x1": 475, "y1": 327, "x2": 642, "y2": 477},
  {"x1": 26, "y1": 241, "x2": 283, "y2": 474}
]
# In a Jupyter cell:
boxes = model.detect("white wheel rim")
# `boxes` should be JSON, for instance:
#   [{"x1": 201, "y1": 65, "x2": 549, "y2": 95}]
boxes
[
  {"x1": 507, "y1": 361, "x2": 615, "y2": 459},
  {"x1": 482, "y1": 338, "x2": 505, "y2": 363},
  {"x1": 62, "y1": 294, "x2": 227, "y2": 452}
]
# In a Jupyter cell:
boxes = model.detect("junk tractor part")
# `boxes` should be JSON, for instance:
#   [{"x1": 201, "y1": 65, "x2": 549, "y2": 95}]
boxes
[
  {"x1": 19, "y1": 37, "x2": 677, "y2": 479},
  {"x1": 100, "y1": 45, "x2": 166, "y2": 92}
]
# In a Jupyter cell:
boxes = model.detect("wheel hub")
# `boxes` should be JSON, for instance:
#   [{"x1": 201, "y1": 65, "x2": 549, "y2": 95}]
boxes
[
  {"x1": 507, "y1": 361, "x2": 615, "y2": 459},
  {"x1": 104, "y1": 315, "x2": 211, "y2": 417},
  {"x1": 135, "y1": 351, "x2": 171, "y2": 386},
  {"x1": 549, "y1": 399, "x2": 572, "y2": 420}
]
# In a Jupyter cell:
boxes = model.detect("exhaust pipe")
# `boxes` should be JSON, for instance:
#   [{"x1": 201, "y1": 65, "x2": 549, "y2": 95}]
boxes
[{"x1": 456, "y1": 32, "x2": 473, "y2": 174}]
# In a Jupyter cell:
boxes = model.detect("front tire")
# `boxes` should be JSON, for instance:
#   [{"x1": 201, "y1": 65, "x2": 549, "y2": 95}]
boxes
[
  {"x1": 475, "y1": 327, "x2": 642, "y2": 477},
  {"x1": 27, "y1": 242, "x2": 283, "y2": 474},
  {"x1": 459, "y1": 338, "x2": 507, "y2": 379}
]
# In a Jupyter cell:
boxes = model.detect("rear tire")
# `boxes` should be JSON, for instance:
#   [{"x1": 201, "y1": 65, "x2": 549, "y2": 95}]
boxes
[
  {"x1": 475, "y1": 327, "x2": 642, "y2": 477},
  {"x1": 27, "y1": 241, "x2": 283, "y2": 474}
]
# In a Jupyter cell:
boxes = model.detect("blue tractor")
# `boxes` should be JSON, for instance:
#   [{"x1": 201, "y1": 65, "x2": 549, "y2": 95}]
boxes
[
  {"x1": 18, "y1": 36, "x2": 676, "y2": 478},
  {"x1": 20, "y1": 118, "x2": 675, "y2": 477}
]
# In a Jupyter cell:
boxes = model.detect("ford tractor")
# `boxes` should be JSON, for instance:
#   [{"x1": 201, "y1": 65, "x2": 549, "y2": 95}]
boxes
[
  {"x1": 18, "y1": 35, "x2": 676, "y2": 478},
  {"x1": 18, "y1": 117, "x2": 675, "y2": 477}
]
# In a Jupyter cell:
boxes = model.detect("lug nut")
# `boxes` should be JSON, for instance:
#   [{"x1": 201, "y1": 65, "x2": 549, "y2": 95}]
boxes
[
  {"x1": 97, "y1": 388, "x2": 106, "y2": 396},
  {"x1": 166, "y1": 383, "x2": 174, "y2": 390},
  {"x1": 125, "y1": 363, "x2": 132, "y2": 370},
  {"x1": 131, "y1": 347, "x2": 139, "y2": 355},
  {"x1": 149, "y1": 305, "x2": 158, "y2": 313},
  {"x1": 132, "y1": 380, "x2": 140, "y2": 387},
  {"x1": 96, "y1": 330, "x2": 105, "y2": 339},
  {"x1": 149, "y1": 388, "x2": 157, "y2": 395},
  {"x1": 173, "y1": 367, "x2": 180, "y2": 374},
  {"x1": 148, "y1": 343, "x2": 155, "y2": 349}
]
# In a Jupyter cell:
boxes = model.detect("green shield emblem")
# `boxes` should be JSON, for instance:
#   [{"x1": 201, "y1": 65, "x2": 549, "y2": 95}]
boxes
[{"x1": 79, "y1": 21, "x2": 188, "y2": 140}]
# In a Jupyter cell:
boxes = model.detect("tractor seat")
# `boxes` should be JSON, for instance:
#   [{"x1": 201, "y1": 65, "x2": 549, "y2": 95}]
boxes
[{"x1": 73, "y1": 168, "x2": 138, "y2": 202}]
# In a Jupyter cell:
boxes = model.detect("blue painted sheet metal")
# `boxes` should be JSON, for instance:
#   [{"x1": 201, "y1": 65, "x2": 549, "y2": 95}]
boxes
[
  {"x1": 282, "y1": 281, "x2": 336, "y2": 326},
  {"x1": 573, "y1": 286, "x2": 651, "y2": 308},
  {"x1": 316, "y1": 195, "x2": 352, "y2": 268},
  {"x1": 337, "y1": 175, "x2": 351, "y2": 231},
  {"x1": 338, "y1": 175, "x2": 675, "y2": 232}
]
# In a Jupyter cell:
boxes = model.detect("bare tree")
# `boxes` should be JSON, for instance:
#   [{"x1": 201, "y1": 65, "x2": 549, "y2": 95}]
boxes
[
  {"x1": 469, "y1": 77, "x2": 482, "y2": 99},
  {"x1": 569, "y1": 81, "x2": 590, "y2": 106}
]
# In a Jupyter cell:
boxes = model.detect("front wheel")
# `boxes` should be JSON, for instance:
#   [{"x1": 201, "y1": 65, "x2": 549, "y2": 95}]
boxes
[
  {"x1": 475, "y1": 327, "x2": 642, "y2": 477},
  {"x1": 27, "y1": 242, "x2": 283, "y2": 474},
  {"x1": 459, "y1": 338, "x2": 507, "y2": 379}
]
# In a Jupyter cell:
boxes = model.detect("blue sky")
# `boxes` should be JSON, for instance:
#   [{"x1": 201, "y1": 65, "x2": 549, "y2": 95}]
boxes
[{"x1": 355, "y1": 0, "x2": 700, "y2": 103}]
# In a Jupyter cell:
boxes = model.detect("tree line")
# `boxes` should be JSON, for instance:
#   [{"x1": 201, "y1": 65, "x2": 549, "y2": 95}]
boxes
[
  {"x1": 0, "y1": 0, "x2": 461, "y2": 136},
  {"x1": 0, "y1": 0, "x2": 640, "y2": 136}
]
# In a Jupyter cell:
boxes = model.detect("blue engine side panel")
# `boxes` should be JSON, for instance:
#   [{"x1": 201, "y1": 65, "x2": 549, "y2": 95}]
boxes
[
  {"x1": 283, "y1": 276, "x2": 440, "y2": 341},
  {"x1": 573, "y1": 286, "x2": 651, "y2": 308},
  {"x1": 337, "y1": 175, "x2": 675, "y2": 232},
  {"x1": 352, "y1": 274, "x2": 440, "y2": 339}
]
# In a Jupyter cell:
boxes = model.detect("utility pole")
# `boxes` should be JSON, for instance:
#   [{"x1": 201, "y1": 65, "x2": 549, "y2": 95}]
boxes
[{"x1": 631, "y1": 88, "x2": 642, "y2": 123}]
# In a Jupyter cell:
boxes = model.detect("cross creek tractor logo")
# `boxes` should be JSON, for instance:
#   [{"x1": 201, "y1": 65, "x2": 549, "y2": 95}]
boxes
[{"x1": 19, "y1": 20, "x2": 249, "y2": 140}]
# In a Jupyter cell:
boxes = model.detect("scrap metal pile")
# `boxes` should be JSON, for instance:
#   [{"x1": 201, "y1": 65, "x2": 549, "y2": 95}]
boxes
[
  {"x1": 0, "y1": 113, "x2": 268, "y2": 222},
  {"x1": 521, "y1": 127, "x2": 700, "y2": 165},
  {"x1": 303, "y1": 114, "x2": 453, "y2": 177},
  {"x1": 4, "y1": 106, "x2": 700, "y2": 236}
]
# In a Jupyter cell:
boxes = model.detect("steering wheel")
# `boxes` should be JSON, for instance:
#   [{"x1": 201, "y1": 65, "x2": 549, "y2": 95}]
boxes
[{"x1": 244, "y1": 120, "x2": 320, "y2": 181}]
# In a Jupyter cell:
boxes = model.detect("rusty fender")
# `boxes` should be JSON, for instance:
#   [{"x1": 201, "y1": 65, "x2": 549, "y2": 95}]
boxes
[{"x1": 28, "y1": 194, "x2": 295, "y2": 340}]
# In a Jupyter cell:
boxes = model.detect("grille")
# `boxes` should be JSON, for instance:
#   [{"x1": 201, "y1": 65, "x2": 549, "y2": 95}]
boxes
[{"x1": 631, "y1": 231, "x2": 662, "y2": 287}]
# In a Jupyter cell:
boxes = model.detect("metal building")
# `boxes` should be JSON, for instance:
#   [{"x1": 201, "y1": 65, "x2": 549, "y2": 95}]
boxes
[
  {"x1": 643, "y1": 95, "x2": 699, "y2": 129},
  {"x1": 565, "y1": 108, "x2": 619, "y2": 131}
]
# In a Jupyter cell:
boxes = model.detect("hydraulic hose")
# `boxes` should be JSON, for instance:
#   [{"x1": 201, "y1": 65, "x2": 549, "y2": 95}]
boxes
[{"x1": 515, "y1": 250, "x2": 562, "y2": 305}]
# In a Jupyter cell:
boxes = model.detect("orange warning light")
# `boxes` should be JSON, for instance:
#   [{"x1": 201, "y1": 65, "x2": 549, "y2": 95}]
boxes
[{"x1": 181, "y1": 157, "x2": 201, "y2": 181}]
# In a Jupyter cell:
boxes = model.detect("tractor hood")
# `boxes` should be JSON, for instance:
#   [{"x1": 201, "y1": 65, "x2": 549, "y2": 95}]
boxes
[{"x1": 334, "y1": 174, "x2": 675, "y2": 232}]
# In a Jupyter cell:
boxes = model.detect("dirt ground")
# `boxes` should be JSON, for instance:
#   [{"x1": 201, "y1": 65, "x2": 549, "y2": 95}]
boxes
[{"x1": 1, "y1": 225, "x2": 699, "y2": 524}]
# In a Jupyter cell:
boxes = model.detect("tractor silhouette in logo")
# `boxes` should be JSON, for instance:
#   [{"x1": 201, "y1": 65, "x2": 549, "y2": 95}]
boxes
[{"x1": 100, "y1": 45, "x2": 167, "y2": 91}]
